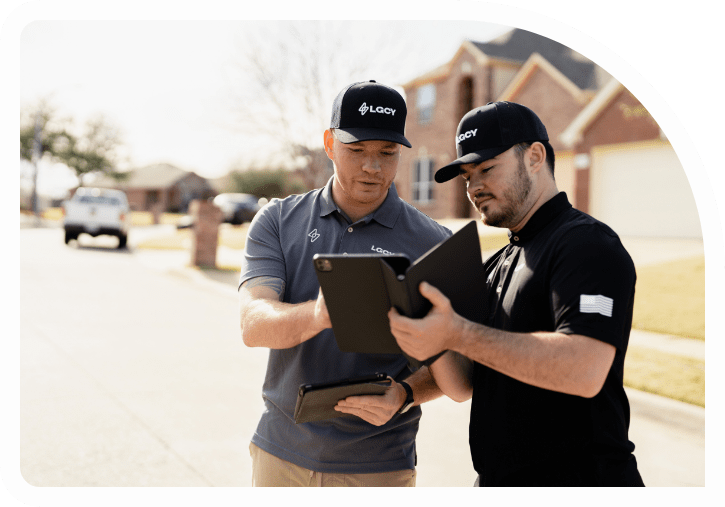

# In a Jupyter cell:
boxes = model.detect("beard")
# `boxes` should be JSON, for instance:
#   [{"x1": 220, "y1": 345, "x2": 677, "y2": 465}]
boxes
[{"x1": 473, "y1": 157, "x2": 532, "y2": 229}]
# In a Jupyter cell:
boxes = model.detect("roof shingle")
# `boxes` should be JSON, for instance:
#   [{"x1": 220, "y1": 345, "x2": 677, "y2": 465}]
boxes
[{"x1": 471, "y1": 29, "x2": 599, "y2": 90}]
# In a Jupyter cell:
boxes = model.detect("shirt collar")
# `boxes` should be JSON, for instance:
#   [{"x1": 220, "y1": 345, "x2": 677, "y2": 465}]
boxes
[
  {"x1": 318, "y1": 176, "x2": 401, "y2": 229},
  {"x1": 319, "y1": 177, "x2": 338, "y2": 217},
  {"x1": 508, "y1": 192, "x2": 571, "y2": 244},
  {"x1": 370, "y1": 182, "x2": 401, "y2": 228}
]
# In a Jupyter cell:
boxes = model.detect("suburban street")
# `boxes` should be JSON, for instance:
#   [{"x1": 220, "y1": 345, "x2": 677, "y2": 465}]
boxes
[{"x1": 17, "y1": 224, "x2": 705, "y2": 491}]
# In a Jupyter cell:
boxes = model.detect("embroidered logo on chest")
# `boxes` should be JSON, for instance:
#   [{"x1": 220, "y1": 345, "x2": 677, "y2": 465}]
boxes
[
  {"x1": 371, "y1": 245, "x2": 394, "y2": 255},
  {"x1": 308, "y1": 229, "x2": 321, "y2": 242}
]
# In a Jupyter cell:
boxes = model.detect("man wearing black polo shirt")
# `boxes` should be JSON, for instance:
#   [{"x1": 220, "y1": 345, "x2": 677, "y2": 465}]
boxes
[{"x1": 389, "y1": 102, "x2": 645, "y2": 486}]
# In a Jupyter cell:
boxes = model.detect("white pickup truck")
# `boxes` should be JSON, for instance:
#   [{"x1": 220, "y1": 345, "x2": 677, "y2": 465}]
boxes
[{"x1": 62, "y1": 187, "x2": 131, "y2": 248}]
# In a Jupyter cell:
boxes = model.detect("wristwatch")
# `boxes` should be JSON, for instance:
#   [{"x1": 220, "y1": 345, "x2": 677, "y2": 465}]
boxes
[{"x1": 397, "y1": 381, "x2": 415, "y2": 414}]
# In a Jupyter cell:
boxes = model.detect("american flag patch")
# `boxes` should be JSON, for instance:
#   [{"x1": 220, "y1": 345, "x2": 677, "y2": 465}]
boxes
[{"x1": 580, "y1": 294, "x2": 613, "y2": 317}]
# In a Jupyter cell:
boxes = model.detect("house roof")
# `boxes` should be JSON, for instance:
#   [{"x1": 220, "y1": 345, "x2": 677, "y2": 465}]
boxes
[
  {"x1": 88, "y1": 163, "x2": 202, "y2": 190},
  {"x1": 123, "y1": 163, "x2": 191, "y2": 188},
  {"x1": 559, "y1": 79, "x2": 624, "y2": 148},
  {"x1": 498, "y1": 52, "x2": 591, "y2": 104},
  {"x1": 402, "y1": 29, "x2": 607, "y2": 93},
  {"x1": 470, "y1": 29, "x2": 600, "y2": 90}
]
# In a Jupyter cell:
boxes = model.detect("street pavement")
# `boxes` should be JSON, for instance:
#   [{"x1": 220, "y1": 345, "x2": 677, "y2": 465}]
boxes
[{"x1": 14, "y1": 219, "x2": 707, "y2": 496}]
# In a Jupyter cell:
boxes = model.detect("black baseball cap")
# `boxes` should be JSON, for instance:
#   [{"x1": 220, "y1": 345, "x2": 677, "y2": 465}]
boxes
[
  {"x1": 330, "y1": 80, "x2": 411, "y2": 148},
  {"x1": 434, "y1": 101, "x2": 549, "y2": 183}
]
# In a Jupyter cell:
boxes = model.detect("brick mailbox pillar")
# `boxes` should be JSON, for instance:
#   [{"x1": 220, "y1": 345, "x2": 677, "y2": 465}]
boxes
[
  {"x1": 151, "y1": 202, "x2": 164, "y2": 225},
  {"x1": 189, "y1": 199, "x2": 223, "y2": 268}
]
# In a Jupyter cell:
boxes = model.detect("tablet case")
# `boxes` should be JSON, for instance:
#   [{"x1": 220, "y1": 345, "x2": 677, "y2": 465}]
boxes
[
  {"x1": 293, "y1": 373, "x2": 392, "y2": 424},
  {"x1": 313, "y1": 221, "x2": 486, "y2": 368}
]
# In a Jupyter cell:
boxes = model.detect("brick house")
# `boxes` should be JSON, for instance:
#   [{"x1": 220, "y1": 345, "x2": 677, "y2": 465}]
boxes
[
  {"x1": 559, "y1": 80, "x2": 701, "y2": 238},
  {"x1": 94, "y1": 163, "x2": 215, "y2": 213},
  {"x1": 396, "y1": 28, "x2": 700, "y2": 239},
  {"x1": 396, "y1": 28, "x2": 611, "y2": 219}
]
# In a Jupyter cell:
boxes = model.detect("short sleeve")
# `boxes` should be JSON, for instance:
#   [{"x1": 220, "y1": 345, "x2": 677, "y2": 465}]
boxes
[
  {"x1": 549, "y1": 225, "x2": 636, "y2": 351},
  {"x1": 238, "y1": 200, "x2": 287, "y2": 289}
]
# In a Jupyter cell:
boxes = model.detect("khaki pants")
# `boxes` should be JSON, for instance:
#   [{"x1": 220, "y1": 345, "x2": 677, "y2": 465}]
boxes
[{"x1": 249, "y1": 442, "x2": 416, "y2": 487}]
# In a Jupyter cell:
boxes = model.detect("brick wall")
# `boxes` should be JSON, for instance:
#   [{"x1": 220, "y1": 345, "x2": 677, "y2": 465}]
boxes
[
  {"x1": 398, "y1": 48, "x2": 499, "y2": 219},
  {"x1": 579, "y1": 89, "x2": 661, "y2": 153},
  {"x1": 509, "y1": 71, "x2": 587, "y2": 152}
]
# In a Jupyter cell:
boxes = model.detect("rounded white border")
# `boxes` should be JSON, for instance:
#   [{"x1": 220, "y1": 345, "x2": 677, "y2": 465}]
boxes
[{"x1": 0, "y1": 0, "x2": 725, "y2": 505}]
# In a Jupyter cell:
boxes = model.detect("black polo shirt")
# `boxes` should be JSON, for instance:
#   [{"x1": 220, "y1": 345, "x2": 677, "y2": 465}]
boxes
[{"x1": 470, "y1": 192, "x2": 642, "y2": 486}]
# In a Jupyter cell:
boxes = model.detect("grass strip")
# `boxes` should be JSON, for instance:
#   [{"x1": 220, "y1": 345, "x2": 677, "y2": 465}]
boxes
[
  {"x1": 632, "y1": 256, "x2": 705, "y2": 340},
  {"x1": 134, "y1": 229, "x2": 192, "y2": 250},
  {"x1": 624, "y1": 345, "x2": 704, "y2": 407}
]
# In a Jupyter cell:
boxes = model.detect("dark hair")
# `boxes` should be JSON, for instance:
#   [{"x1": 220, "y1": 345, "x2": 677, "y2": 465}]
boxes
[{"x1": 514, "y1": 141, "x2": 555, "y2": 177}]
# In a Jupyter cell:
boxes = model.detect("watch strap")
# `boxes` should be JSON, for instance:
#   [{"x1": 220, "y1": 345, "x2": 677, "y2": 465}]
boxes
[{"x1": 398, "y1": 381, "x2": 414, "y2": 414}]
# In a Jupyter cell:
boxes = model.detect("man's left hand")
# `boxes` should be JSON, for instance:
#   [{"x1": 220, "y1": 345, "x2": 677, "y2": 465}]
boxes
[{"x1": 334, "y1": 380, "x2": 407, "y2": 426}]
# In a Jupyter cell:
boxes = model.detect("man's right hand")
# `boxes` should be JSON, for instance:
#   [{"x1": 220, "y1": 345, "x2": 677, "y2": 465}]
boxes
[
  {"x1": 313, "y1": 287, "x2": 332, "y2": 334},
  {"x1": 389, "y1": 282, "x2": 462, "y2": 361}
]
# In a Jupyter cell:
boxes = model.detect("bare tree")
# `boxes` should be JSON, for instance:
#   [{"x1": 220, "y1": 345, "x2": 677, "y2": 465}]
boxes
[
  {"x1": 59, "y1": 113, "x2": 129, "y2": 185},
  {"x1": 225, "y1": 21, "x2": 412, "y2": 186},
  {"x1": 21, "y1": 101, "x2": 128, "y2": 187},
  {"x1": 20, "y1": 99, "x2": 73, "y2": 164}
]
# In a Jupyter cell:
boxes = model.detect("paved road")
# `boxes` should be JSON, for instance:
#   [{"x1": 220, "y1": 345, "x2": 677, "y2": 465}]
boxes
[{"x1": 14, "y1": 225, "x2": 705, "y2": 492}]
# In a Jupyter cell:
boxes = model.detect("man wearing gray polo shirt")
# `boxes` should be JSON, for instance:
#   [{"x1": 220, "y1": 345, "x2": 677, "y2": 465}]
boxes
[{"x1": 238, "y1": 80, "x2": 451, "y2": 487}]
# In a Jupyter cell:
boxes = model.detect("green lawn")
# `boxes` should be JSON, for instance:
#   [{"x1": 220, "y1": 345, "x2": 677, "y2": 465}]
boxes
[
  {"x1": 33, "y1": 208, "x2": 187, "y2": 227},
  {"x1": 134, "y1": 223, "x2": 250, "y2": 251},
  {"x1": 632, "y1": 256, "x2": 705, "y2": 340},
  {"x1": 624, "y1": 346, "x2": 705, "y2": 407}
]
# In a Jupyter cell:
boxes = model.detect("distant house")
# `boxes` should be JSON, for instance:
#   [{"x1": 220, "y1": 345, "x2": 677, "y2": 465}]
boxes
[
  {"x1": 93, "y1": 163, "x2": 215, "y2": 213},
  {"x1": 397, "y1": 28, "x2": 701, "y2": 239}
]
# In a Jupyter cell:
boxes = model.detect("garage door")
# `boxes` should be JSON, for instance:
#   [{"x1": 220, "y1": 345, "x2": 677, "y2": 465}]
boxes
[{"x1": 589, "y1": 142, "x2": 702, "y2": 238}]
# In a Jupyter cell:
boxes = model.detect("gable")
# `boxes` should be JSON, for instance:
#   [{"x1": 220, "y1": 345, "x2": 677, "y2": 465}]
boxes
[
  {"x1": 498, "y1": 54, "x2": 590, "y2": 151},
  {"x1": 560, "y1": 81, "x2": 662, "y2": 151},
  {"x1": 470, "y1": 29, "x2": 602, "y2": 90}
]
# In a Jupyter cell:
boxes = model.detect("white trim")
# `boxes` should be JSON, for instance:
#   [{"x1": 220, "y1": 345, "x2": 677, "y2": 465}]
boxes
[{"x1": 559, "y1": 78, "x2": 624, "y2": 148}]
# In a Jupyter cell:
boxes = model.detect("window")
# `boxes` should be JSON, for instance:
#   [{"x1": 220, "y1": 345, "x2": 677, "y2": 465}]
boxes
[
  {"x1": 416, "y1": 84, "x2": 436, "y2": 124},
  {"x1": 78, "y1": 195, "x2": 120, "y2": 205},
  {"x1": 412, "y1": 158, "x2": 434, "y2": 204}
]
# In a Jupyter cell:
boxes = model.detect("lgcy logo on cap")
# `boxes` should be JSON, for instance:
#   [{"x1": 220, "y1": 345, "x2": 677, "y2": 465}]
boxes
[
  {"x1": 358, "y1": 102, "x2": 396, "y2": 116},
  {"x1": 456, "y1": 128, "x2": 478, "y2": 144}
]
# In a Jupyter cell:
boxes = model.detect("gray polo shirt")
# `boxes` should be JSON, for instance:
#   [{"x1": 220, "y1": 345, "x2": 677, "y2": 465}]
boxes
[{"x1": 239, "y1": 177, "x2": 451, "y2": 474}]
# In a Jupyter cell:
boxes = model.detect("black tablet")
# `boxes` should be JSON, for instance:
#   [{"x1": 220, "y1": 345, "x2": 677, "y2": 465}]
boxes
[
  {"x1": 293, "y1": 373, "x2": 392, "y2": 424},
  {"x1": 313, "y1": 221, "x2": 486, "y2": 368}
]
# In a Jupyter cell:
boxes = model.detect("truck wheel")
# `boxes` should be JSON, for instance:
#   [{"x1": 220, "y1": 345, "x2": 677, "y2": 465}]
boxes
[{"x1": 117, "y1": 234, "x2": 128, "y2": 249}]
